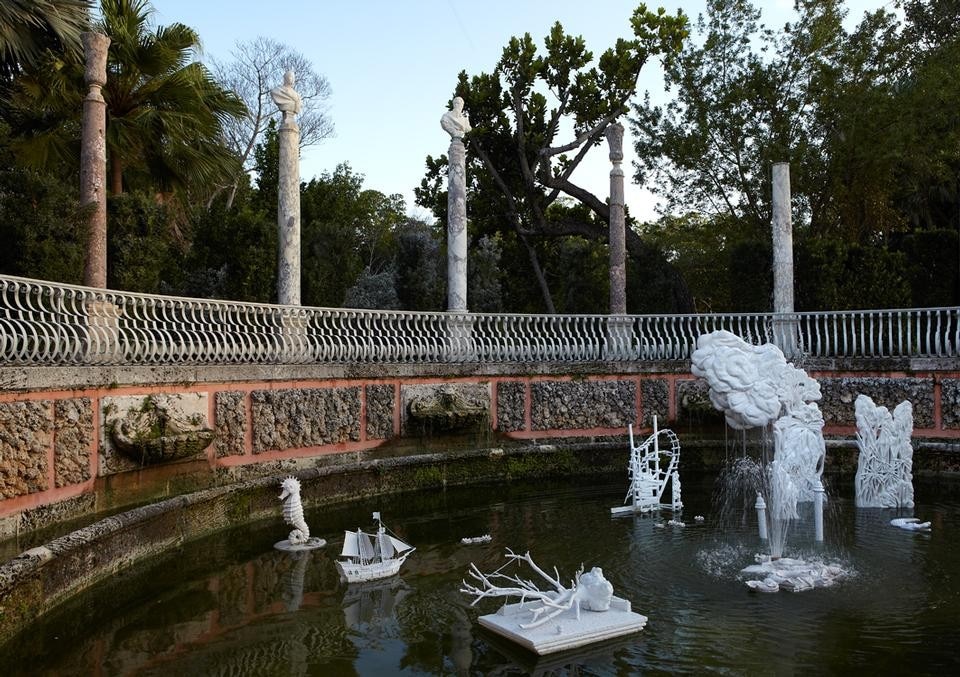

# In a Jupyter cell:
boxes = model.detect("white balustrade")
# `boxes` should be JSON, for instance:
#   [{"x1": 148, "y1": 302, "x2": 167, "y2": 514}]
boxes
[{"x1": 0, "y1": 274, "x2": 957, "y2": 366}]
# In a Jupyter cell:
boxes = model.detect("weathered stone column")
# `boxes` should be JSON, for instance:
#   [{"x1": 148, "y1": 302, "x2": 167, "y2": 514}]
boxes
[
  {"x1": 80, "y1": 32, "x2": 110, "y2": 289},
  {"x1": 446, "y1": 138, "x2": 467, "y2": 311},
  {"x1": 771, "y1": 162, "x2": 797, "y2": 355},
  {"x1": 272, "y1": 70, "x2": 302, "y2": 306},
  {"x1": 440, "y1": 98, "x2": 474, "y2": 360},
  {"x1": 606, "y1": 122, "x2": 626, "y2": 316},
  {"x1": 441, "y1": 97, "x2": 471, "y2": 312}
]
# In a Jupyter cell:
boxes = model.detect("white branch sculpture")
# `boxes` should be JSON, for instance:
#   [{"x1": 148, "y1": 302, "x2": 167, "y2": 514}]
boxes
[{"x1": 461, "y1": 549, "x2": 613, "y2": 629}]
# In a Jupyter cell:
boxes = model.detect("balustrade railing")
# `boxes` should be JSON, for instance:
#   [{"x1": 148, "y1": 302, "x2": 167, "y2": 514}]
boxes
[{"x1": 1, "y1": 275, "x2": 957, "y2": 367}]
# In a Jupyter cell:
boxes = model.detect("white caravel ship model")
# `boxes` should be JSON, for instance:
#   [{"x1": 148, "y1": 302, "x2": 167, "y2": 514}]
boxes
[{"x1": 336, "y1": 512, "x2": 415, "y2": 583}]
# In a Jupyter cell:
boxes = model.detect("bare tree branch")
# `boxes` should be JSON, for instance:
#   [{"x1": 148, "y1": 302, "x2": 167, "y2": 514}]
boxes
[{"x1": 212, "y1": 36, "x2": 334, "y2": 208}]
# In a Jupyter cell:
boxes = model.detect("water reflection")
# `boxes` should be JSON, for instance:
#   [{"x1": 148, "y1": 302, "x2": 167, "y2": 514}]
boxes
[{"x1": 1, "y1": 475, "x2": 959, "y2": 675}]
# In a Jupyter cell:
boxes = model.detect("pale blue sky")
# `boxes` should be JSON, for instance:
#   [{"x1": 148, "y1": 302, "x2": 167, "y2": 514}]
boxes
[{"x1": 152, "y1": 0, "x2": 893, "y2": 221}]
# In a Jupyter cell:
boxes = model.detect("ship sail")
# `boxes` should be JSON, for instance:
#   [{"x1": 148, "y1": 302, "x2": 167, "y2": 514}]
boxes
[
  {"x1": 341, "y1": 530, "x2": 360, "y2": 557},
  {"x1": 389, "y1": 535, "x2": 413, "y2": 554},
  {"x1": 357, "y1": 531, "x2": 376, "y2": 561},
  {"x1": 378, "y1": 531, "x2": 395, "y2": 559}
]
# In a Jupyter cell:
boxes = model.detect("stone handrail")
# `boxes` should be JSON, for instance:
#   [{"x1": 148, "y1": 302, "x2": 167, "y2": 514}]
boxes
[{"x1": 1, "y1": 274, "x2": 958, "y2": 366}]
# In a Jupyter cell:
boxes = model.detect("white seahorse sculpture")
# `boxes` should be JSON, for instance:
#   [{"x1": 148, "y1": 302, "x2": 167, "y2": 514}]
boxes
[
  {"x1": 275, "y1": 477, "x2": 325, "y2": 551},
  {"x1": 279, "y1": 476, "x2": 310, "y2": 543}
]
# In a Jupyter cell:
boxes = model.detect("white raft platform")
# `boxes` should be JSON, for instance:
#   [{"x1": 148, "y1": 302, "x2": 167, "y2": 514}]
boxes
[
  {"x1": 274, "y1": 537, "x2": 326, "y2": 552},
  {"x1": 478, "y1": 596, "x2": 647, "y2": 655}
]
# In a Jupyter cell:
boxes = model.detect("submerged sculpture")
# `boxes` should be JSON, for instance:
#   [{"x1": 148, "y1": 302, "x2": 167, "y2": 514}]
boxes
[
  {"x1": 461, "y1": 549, "x2": 646, "y2": 655},
  {"x1": 742, "y1": 555, "x2": 846, "y2": 593},
  {"x1": 337, "y1": 512, "x2": 415, "y2": 583},
  {"x1": 274, "y1": 477, "x2": 326, "y2": 551},
  {"x1": 855, "y1": 394, "x2": 915, "y2": 508},
  {"x1": 461, "y1": 534, "x2": 492, "y2": 545},
  {"x1": 611, "y1": 417, "x2": 682, "y2": 515}
]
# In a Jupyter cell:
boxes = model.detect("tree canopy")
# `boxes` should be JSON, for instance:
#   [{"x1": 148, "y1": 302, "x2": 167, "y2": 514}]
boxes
[
  {"x1": 632, "y1": 0, "x2": 960, "y2": 311},
  {"x1": 418, "y1": 5, "x2": 693, "y2": 313},
  {"x1": 0, "y1": 0, "x2": 90, "y2": 77},
  {"x1": 5, "y1": 0, "x2": 246, "y2": 201}
]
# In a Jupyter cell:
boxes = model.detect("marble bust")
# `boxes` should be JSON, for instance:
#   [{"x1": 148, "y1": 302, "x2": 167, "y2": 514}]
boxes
[
  {"x1": 441, "y1": 96, "x2": 472, "y2": 139},
  {"x1": 271, "y1": 70, "x2": 302, "y2": 116}
]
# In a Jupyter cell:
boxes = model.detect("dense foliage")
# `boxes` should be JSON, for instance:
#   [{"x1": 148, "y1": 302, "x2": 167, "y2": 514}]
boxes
[
  {"x1": 633, "y1": 0, "x2": 960, "y2": 311},
  {"x1": 417, "y1": 6, "x2": 694, "y2": 313},
  {"x1": 0, "y1": 1, "x2": 956, "y2": 315}
]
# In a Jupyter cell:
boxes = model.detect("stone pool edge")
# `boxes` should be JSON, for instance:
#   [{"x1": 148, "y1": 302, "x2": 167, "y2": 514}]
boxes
[{"x1": 0, "y1": 441, "x2": 621, "y2": 646}]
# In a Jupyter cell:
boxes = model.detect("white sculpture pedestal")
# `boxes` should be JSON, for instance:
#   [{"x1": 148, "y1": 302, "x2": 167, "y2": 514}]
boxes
[
  {"x1": 274, "y1": 537, "x2": 326, "y2": 552},
  {"x1": 478, "y1": 596, "x2": 646, "y2": 655}
]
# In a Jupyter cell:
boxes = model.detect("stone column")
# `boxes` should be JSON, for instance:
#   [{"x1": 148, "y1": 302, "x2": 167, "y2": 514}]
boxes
[
  {"x1": 605, "y1": 122, "x2": 626, "y2": 316},
  {"x1": 441, "y1": 98, "x2": 473, "y2": 360},
  {"x1": 446, "y1": 136, "x2": 468, "y2": 311},
  {"x1": 80, "y1": 32, "x2": 111, "y2": 289},
  {"x1": 771, "y1": 162, "x2": 797, "y2": 355},
  {"x1": 274, "y1": 70, "x2": 302, "y2": 306},
  {"x1": 441, "y1": 97, "x2": 471, "y2": 312}
]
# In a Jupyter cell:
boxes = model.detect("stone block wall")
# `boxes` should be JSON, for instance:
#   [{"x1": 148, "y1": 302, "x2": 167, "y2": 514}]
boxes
[
  {"x1": 2, "y1": 366, "x2": 959, "y2": 538},
  {"x1": 0, "y1": 401, "x2": 52, "y2": 499},
  {"x1": 530, "y1": 380, "x2": 635, "y2": 430},
  {"x1": 816, "y1": 376, "x2": 935, "y2": 427},
  {"x1": 251, "y1": 387, "x2": 362, "y2": 453}
]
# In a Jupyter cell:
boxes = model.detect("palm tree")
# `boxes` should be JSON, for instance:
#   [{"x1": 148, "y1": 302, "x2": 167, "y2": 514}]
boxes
[
  {"x1": 97, "y1": 0, "x2": 246, "y2": 195},
  {"x1": 0, "y1": 0, "x2": 91, "y2": 77},
  {"x1": 5, "y1": 0, "x2": 246, "y2": 199}
]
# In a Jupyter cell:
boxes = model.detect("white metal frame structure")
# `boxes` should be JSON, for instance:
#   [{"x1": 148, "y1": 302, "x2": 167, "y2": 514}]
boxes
[{"x1": 611, "y1": 418, "x2": 682, "y2": 515}]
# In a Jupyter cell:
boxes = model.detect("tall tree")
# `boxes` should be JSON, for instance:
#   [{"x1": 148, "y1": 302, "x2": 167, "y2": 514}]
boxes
[
  {"x1": 633, "y1": 0, "x2": 851, "y2": 239},
  {"x1": 5, "y1": 0, "x2": 246, "y2": 202},
  {"x1": 301, "y1": 163, "x2": 407, "y2": 307},
  {"x1": 417, "y1": 6, "x2": 690, "y2": 312},
  {"x1": 212, "y1": 36, "x2": 333, "y2": 209},
  {"x1": 633, "y1": 0, "x2": 960, "y2": 243},
  {"x1": 96, "y1": 0, "x2": 246, "y2": 197}
]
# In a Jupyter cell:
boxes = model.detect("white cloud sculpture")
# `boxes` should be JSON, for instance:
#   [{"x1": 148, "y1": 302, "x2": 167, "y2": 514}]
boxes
[
  {"x1": 691, "y1": 330, "x2": 822, "y2": 430},
  {"x1": 691, "y1": 330, "x2": 827, "y2": 514}
]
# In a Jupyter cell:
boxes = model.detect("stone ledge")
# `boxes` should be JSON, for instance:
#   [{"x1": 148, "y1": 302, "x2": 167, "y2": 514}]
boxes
[{"x1": 9, "y1": 354, "x2": 955, "y2": 393}]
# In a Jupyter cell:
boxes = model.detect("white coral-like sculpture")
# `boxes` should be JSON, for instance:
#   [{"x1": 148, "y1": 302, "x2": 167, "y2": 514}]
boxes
[
  {"x1": 855, "y1": 395, "x2": 915, "y2": 508},
  {"x1": 461, "y1": 549, "x2": 613, "y2": 629}
]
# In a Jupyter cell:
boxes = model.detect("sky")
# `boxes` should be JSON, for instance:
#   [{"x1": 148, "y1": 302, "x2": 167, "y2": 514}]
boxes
[{"x1": 152, "y1": 0, "x2": 894, "y2": 223}]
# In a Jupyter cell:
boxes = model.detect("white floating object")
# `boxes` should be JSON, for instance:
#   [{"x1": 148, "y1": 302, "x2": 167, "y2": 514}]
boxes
[
  {"x1": 746, "y1": 577, "x2": 779, "y2": 593},
  {"x1": 890, "y1": 517, "x2": 931, "y2": 532},
  {"x1": 694, "y1": 515, "x2": 705, "y2": 522},
  {"x1": 666, "y1": 519, "x2": 686, "y2": 528},
  {"x1": 478, "y1": 596, "x2": 647, "y2": 655},
  {"x1": 461, "y1": 534, "x2": 492, "y2": 545},
  {"x1": 336, "y1": 512, "x2": 415, "y2": 583},
  {"x1": 741, "y1": 555, "x2": 848, "y2": 592}
]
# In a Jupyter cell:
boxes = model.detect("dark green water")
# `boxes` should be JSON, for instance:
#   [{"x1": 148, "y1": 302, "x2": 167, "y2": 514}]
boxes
[{"x1": 2, "y1": 474, "x2": 959, "y2": 676}]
